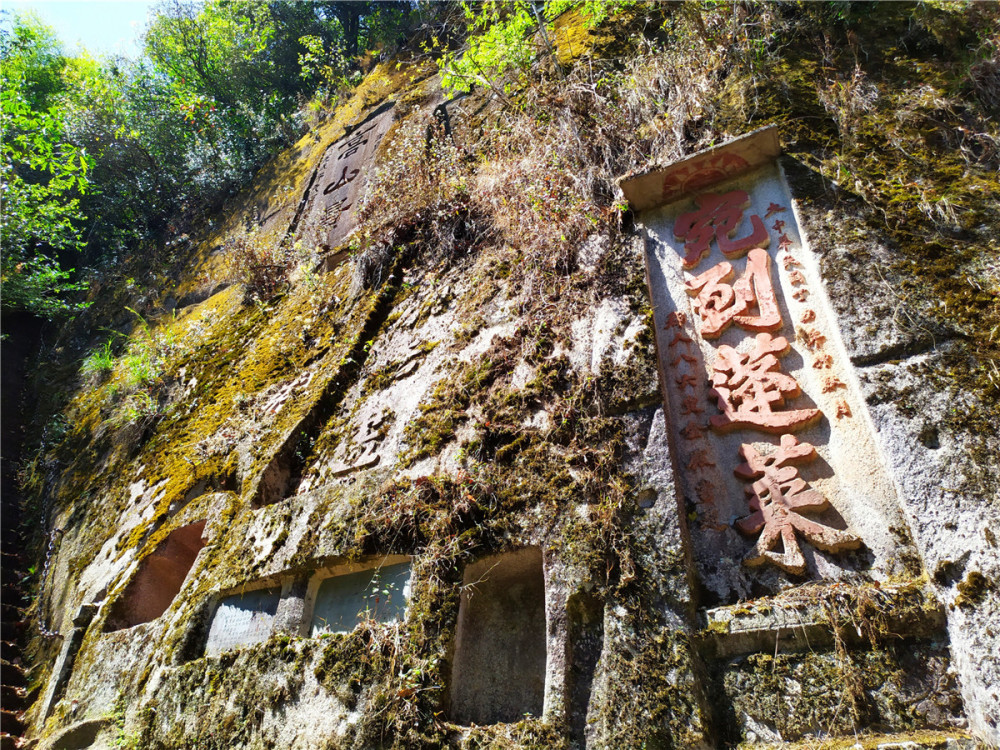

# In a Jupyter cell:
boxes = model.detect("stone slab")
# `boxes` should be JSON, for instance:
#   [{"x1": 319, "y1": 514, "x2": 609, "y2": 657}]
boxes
[
  {"x1": 449, "y1": 548, "x2": 547, "y2": 725},
  {"x1": 639, "y1": 159, "x2": 919, "y2": 603},
  {"x1": 618, "y1": 125, "x2": 781, "y2": 212},
  {"x1": 204, "y1": 587, "x2": 281, "y2": 657},
  {"x1": 309, "y1": 561, "x2": 411, "y2": 635},
  {"x1": 297, "y1": 102, "x2": 395, "y2": 254},
  {"x1": 700, "y1": 582, "x2": 945, "y2": 658}
]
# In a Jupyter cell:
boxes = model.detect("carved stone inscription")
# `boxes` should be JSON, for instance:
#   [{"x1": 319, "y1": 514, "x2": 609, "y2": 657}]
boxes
[
  {"x1": 204, "y1": 587, "x2": 281, "y2": 657},
  {"x1": 643, "y1": 158, "x2": 913, "y2": 600},
  {"x1": 299, "y1": 102, "x2": 395, "y2": 253}
]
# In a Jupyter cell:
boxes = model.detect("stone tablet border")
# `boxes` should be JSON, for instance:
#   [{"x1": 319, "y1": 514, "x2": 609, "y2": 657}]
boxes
[{"x1": 617, "y1": 125, "x2": 781, "y2": 212}]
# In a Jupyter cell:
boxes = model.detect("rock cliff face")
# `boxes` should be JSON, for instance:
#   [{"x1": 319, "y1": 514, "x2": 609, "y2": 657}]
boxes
[{"x1": 14, "y1": 5, "x2": 999, "y2": 749}]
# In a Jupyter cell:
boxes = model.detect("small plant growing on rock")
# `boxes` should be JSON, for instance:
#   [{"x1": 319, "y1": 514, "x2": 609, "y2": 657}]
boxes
[
  {"x1": 80, "y1": 339, "x2": 115, "y2": 382},
  {"x1": 224, "y1": 230, "x2": 294, "y2": 303}
]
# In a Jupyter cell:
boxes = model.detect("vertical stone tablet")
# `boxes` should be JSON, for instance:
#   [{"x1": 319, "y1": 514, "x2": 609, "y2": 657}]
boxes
[
  {"x1": 204, "y1": 587, "x2": 282, "y2": 657},
  {"x1": 449, "y1": 548, "x2": 547, "y2": 725},
  {"x1": 298, "y1": 102, "x2": 395, "y2": 254},
  {"x1": 620, "y1": 127, "x2": 922, "y2": 603}
]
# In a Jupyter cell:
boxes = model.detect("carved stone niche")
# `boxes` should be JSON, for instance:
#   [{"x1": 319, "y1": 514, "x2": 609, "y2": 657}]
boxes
[
  {"x1": 104, "y1": 521, "x2": 206, "y2": 632},
  {"x1": 203, "y1": 585, "x2": 282, "y2": 658},
  {"x1": 308, "y1": 558, "x2": 412, "y2": 636},
  {"x1": 449, "y1": 547, "x2": 547, "y2": 725}
]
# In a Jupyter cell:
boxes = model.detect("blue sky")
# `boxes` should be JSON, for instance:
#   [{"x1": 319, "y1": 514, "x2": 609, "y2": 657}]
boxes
[{"x1": 4, "y1": 1, "x2": 161, "y2": 57}]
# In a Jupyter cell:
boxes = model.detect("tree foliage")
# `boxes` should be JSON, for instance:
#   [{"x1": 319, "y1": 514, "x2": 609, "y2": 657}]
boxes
[
  {"x1": 1, "y1": 2, "x2": 417, "y2": 320},
  {"x1": 1, "y1": 13, "x2": 91, "y2": 317}
]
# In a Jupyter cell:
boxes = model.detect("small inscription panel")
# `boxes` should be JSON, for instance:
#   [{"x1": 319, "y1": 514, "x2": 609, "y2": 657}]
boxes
[
  {"x1": 310, "y1": 561, "x2": 410, "y2": 635},
  {"x1": 299, "y1": 103, "x2": 395, "y2": 252},
  {"x1": 643, "y1": 159, "x2": 916, "y2": 602},
  {"x1": 204, "y1": 587, "x2": 281, "y2": 657}
]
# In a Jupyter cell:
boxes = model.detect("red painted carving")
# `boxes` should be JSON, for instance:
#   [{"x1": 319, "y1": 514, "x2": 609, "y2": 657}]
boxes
[
  {"x1": 835, "y1": 399, "x2": 852, "y2": 419},
  {"x1": 822, "y1": 375, "x2": 846, "y2": 393},
  {"x1": 669, "y1": 330, "x2": 693, "y2": 347},
  {"x1": 671, "y1": 352, "x2": 697, "y2": 367},
  {"x1": 673, "y1": 190, "x2": 769, "y2": 268},
  {"x1": 735, "y1": 435, "x2": 861, "y2": 574},
  {"x1": 812, "y1": 353, "x2": 833, "y2": 369},
  {"x1": 792, "y1": 288, "x2": 809, "y2": 302},
  {"x1": 681, "y1": 395, "x2": 704, "y2": 415},
  {"x1": 680, "y1": 421, "x2": 706, "y2": 440},
  {"x1": 800, "y1": 327, "x2": 827, "y2": 350},
  {"x1": 709, "y1": 333, "x2": 822, "y2": 433},
  {"x1": 772, "y1": 219, "x2": 786, "y2": 233},
  {"x1": 696, "y1": 479, "x2": 729, "y2": 530},
  {"x1": 665, "y1": 311, "x2": 687, "y2": 328},
  {"x1": 778, "y1": 234, "x2": 794, "y2": 253},
  {"x1": 676, "y1": 373, "x2": 698, "y2": 391},
  {"x1": 787, "y1": 269, "x2": 807, "y2": 287},
  {"x1": 782, "y1": 255, "x2": 802, "y2": 270},
  {"x1": 696, "y1": 478, "x2": 717, "y2": 504},
  {"x1": 685, "y1": 248, "x2": 782, "y2": 339},
  {"x1": 687, "y1": 449, "x2": 716, "y2": 472},
  {"x1": 800, "y1": 309, "x2": 816, "y2": 323},
  {"x1": 661, "y1": 151, "x2": 750, "y2": 205},
  {"x1": 765, "y1": 202, "x2": 787, "y2": 218}
]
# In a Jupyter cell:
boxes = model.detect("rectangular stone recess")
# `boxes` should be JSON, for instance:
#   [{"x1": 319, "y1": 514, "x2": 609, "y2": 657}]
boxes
[
  {"x1": 449, "y1": 547, "x2": 547, "y2": 725},
  {"x1": 310, "y1": 561, "x2": 411, "y2": 636},
  {"x1": 625, "y1": 137, "x2": 920, "y2": 604},
  {"x1": 204, "y1": 587, "x2": 282, "y2": 657},
  {"x1": 298, "y1": 101, "x2": 395, "y2": 254},
  {"x1": 105, "y1": 521, "x2": 206, "y2": 631}
]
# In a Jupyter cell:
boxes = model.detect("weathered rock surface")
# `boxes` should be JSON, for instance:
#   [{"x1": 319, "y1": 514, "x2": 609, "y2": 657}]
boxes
[{"x1": 14, "y1": 5, "x2": 999, "y2": 750}]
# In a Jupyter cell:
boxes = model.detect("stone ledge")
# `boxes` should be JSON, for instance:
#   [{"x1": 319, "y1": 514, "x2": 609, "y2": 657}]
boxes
[
  {"x1": 742, "y1": 729, "x2": 977, "y2": 750},
  {"x1": 697, "y1": 580, "x2": 946, "y2": 659}
]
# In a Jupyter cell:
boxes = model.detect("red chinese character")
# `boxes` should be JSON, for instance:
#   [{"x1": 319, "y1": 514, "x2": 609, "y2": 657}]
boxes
[
  {"x1": 709, "y1": 333, "x2": 822, "y2": 433},
  {"x1": 685, "y1": 248, "x2": 782, "y2": 339},
  {"x1": 673, "y1": 190, "x2": 769, "y2": 269},
  {"x1": 669, "y1": 330, "x2": 693, "y2": 348},
  {"x1": 696, "y1": 478, "x2": 717, "y2": 504},
  {"x1": 822, "y1": 375, "x2": 846, "y2": 393},
  {"x1": 800, "y1": 327, "x2": 826, "y2": 350},
  {"x1": 765, "y1": 202, "x2": 787, "y2": 218},
  {"x1": 687, "y1": 449, "x2": 716, "y2": 472},
  {"x1": 787, "y1": 269, "x2": 807, "y2": 287},
  {"x1": 800, "y1": 309, "x2": 816, "y2": 324},
  {"x1": 681, "y1": 395, "x2": 704, "y2": 415},
  {"x1": 680, "y1": 421, "x2": 705, "y2": 440},
  {"x1": 772, "y1": 219, "x2": 786, "y2": 233},
  {"x1": 812, "y1": 353, "x2": 833, "y2": 369},
  {"x1": 675, "y1": 373, "x2": 698, "y2": 391},
  {"x1": 734, "y1": 434, "x2": 861, "y2": 574},
  {"x1": 665, "y1": 311, "x2": 687, "y2": 328},
  {"x1": 792, "y1": 288, "x2": 809, "y2": 302},
  {"x1": 835, "y1": 399, "x2": 852, "y2": 419},
  {"x1": 777, "y1": 234, "x2": 794, "y2": 253},
  {"x1": 782, "y1": 255, "x2": 802, "y2": 270},
  {"x1": 672, "y1": 352, "x2": 697, "y2": 367}
]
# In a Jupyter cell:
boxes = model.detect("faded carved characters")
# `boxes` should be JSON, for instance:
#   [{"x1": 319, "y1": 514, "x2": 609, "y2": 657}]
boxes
[{"x1": 735, "y1": 435, "x2": 860, "y2": 575}]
